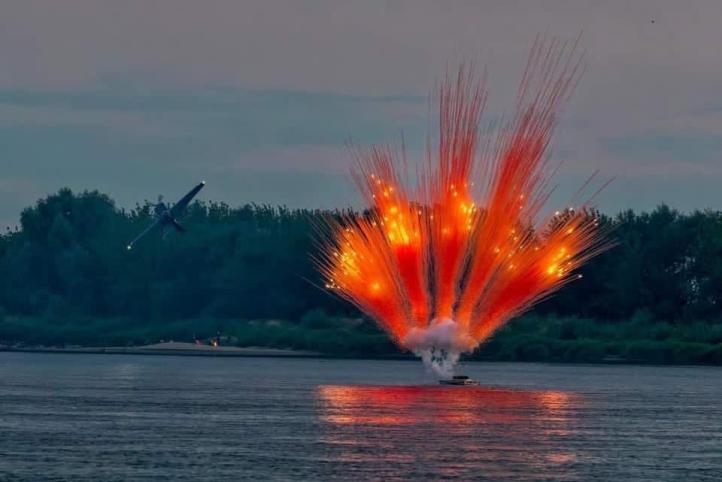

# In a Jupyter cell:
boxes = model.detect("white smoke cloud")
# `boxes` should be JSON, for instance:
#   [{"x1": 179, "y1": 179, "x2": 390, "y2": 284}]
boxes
[{"x1": 403, "y1": 318, "x2": 476, "y2": 379}]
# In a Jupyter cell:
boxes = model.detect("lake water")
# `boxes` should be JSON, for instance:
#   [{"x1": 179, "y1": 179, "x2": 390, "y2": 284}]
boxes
[{"x1": 0, "y1": 353, "x2": 720, "y2": 481}]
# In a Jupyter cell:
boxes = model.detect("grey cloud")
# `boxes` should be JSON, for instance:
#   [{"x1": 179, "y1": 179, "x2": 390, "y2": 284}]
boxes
[
  {"x1": 1, "y1": 0, "x2": 722, "y2": 226},
  {"x1": 0, "y1": 87, "x2": 425, "y2": 226}
]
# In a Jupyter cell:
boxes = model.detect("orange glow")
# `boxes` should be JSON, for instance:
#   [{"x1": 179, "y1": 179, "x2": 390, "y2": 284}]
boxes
[
  {"x1": 317, "y1": 385, "x2": 581, "y2": 477},
  {"x1": 317, "y1": 38, "x2": 611, "y2": 352},
  {"x1": 317, "y1": 385, "x2": 577, "y2": 431}
]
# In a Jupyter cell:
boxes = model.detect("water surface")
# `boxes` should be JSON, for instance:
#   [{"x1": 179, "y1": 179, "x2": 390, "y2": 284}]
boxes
[{"x1": 1, "y1": 353, "x2": 720, "y2": 481}]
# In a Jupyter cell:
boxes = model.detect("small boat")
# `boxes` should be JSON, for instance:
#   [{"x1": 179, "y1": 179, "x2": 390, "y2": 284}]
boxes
[{"x1": 439, "y1": 375, "x2": 479, "y2": 386}]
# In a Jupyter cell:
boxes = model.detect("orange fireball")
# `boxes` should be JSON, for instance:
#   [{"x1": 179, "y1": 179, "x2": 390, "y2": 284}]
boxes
[{"x1": 316, "y1": 38, "x2": 611, "y2": 362}]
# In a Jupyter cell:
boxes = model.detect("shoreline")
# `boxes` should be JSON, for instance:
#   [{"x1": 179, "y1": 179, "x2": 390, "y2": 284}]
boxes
[
  {"x1": 0, "y1": 341, "x2": 322, "y2": 358},
  {"x1": 3, "y1": 344, "x2": 721, "y2": 367}
]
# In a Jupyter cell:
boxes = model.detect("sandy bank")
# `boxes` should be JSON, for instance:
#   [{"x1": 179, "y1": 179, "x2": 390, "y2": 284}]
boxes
[{"x1": 0, "y1": 341, "x2": 321, "y2": 357}]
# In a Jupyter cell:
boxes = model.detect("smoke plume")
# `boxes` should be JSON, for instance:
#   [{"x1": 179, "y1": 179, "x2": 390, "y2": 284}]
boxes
[{"x1": 404, "y1": 319, "x2": 475, "y2": 378}]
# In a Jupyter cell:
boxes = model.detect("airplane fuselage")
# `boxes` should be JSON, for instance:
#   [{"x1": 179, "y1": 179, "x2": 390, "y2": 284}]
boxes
[{"x1": 126, "y1": 181, "x2": 205, "y2": 250}]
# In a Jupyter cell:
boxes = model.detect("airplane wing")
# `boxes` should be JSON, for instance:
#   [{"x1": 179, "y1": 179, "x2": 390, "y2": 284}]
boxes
[
  {"x1": 126, "y1": 218, "x2": 163, "y2": 250},
  {"x1": 171, "y1": 181, "x2": 205, "y2": 218}
]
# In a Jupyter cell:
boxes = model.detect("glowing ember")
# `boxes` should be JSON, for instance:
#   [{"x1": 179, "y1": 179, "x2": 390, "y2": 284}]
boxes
[{"x1": 316, "y1": 38, "x2": 611, "y2": 377}]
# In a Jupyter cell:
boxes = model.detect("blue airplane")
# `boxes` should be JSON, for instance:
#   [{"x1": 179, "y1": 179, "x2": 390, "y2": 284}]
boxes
[{"x1": 126, "y1": 181, "x2": 205, "y2": 250}]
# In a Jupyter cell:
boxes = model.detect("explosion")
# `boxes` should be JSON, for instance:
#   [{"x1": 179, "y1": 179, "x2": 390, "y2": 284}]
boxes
[{"x1": 317, "y1": 38, "x2": 611, "y2": 377}]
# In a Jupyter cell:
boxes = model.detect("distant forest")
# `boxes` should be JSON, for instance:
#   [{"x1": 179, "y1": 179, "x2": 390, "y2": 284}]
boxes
[{"x1": 1, "y1": 188, "x2": 722, "y2": 364}]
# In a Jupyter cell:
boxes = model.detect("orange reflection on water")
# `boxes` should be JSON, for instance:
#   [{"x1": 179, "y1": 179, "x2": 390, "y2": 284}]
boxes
[
  {"x1": 318, "y1": 385, "x2": 574, "y2": 426},
  {"x1": 316, "y1": 385, "x2": 583, "y2": 480}
]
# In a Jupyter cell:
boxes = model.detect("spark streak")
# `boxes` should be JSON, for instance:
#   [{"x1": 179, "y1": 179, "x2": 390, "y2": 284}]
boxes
[{"x1": 316, "y1": 38, "x2": 611, "y2": 375}]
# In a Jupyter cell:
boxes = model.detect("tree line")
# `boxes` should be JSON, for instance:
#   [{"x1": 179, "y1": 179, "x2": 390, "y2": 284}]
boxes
[{"x1": 1, "y1": 188, "x2": 721, "y2": 361}]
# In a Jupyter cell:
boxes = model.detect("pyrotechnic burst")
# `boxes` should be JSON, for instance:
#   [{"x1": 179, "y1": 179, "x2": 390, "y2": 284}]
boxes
[{"x1": 316, "y1": 38, "x2": 611, "y2": 377}]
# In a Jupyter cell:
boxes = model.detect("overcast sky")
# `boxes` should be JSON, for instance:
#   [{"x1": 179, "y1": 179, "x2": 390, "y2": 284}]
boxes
[{"x1": 1, "y1": 0, "x2": 722, "y2": 228}]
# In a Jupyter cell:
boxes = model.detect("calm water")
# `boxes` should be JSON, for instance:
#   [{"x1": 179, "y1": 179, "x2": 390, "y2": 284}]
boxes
[{"x1": 1, "y1": 353, "x2": 721, "y2": 481}]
